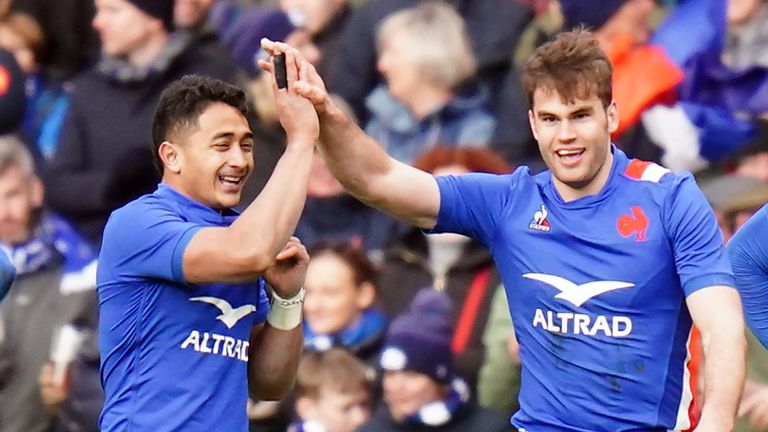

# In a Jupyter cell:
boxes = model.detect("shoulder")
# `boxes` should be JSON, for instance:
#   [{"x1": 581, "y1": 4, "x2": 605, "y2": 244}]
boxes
[
  {"x1": 103, "y1": 192, "x2": 181, "y2": 237},
  {"x1": 618, "y1": 158, "x2": 697, "y2": 199}
]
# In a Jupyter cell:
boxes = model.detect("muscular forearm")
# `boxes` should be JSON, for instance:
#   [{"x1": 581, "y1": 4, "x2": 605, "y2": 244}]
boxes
[
  {"x1": 316, "y1": 103, "x2": 439, "y2": 228},
  {"x1": 317, "y1": 104, "x2": 394, "y2": 204},
  {"x1": 247, "y1": 324, "x2": 303, "y2": 400},
  {"x1": 698, "y1": 326, "x2": 746, "y2": 430},
  {"x1": 230, "y1": 142, "x2": 313, "y2": 263}
]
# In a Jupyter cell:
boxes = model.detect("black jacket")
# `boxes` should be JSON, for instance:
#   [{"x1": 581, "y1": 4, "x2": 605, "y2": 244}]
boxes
[
  {"x1": 377, "y1": 229, "x2": 501, "y2": 391},
  {"x1": 44, "y1": 36, "x2": 238, "y2": 246}
]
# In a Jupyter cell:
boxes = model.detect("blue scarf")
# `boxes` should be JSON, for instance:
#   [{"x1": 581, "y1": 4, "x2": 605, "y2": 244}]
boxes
[
  {"x1": 404, "y1": 377, "x2": 471, "y2": 427},
  {"x1": 2, "y1": 213, "x2": 96, "y2": 293},
  {"x1": 286, "y1": 420, "x2": 327, "y2": 432},
  {"x1": 304, "y1": 308, "x2": 387, "y2": 353}
]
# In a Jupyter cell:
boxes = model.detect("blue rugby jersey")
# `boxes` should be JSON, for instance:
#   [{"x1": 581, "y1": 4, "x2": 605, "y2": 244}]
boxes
[
  {"x1": 432, "y1": 147, "x2": 734, "y2": 431},
  {"x1": 97, "y1": 184, "x2": 269, "y2": 432},
  {"x1": 729, "y1": 204, "x2": 768, "y2": 349}
]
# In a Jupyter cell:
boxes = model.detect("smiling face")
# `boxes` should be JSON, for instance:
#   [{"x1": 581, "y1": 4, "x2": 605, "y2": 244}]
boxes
[
  {"x1": 382, "y1": 371, "x2": 443, "y2": 421},
  {"x1": 528, "y1": 88, "x2": 618, "y2": 201},
  {"x1": 161, "y1": 102, "x2": 254, "y2": 210},
  {"x1": 303, "y1": 252, "x2": 373, "y2": 334}
]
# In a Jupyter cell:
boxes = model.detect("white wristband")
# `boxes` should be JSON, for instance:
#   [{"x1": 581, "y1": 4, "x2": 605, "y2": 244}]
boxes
[{"x1": 267, "y1": 287, "x2": 304, "y2": 331}]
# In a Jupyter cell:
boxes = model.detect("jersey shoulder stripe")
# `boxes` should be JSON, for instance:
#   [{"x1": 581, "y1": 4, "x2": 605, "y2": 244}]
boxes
[{"x1": 624, "y1": 159, "x2": 671, "y2": 183}]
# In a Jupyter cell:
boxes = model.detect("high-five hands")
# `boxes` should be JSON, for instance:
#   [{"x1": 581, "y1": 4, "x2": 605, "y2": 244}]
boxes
[
  {"x1": 259, "y1": 38, "x2": 331, "y2": 114},
  {"x1": 258, "y1": 39, "x2": 319, "y2": 146}
]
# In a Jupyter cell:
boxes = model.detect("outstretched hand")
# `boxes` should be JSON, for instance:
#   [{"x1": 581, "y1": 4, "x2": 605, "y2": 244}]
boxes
[
  {"x1": 264, "y1": 237, "x2": 309, "y2": 299},
  {"x1": 259, "y1": 38, "x2": 331, "y2": 114},
  {"x1": 257, "y1": 39, "x2": 320, "y2": 146}
]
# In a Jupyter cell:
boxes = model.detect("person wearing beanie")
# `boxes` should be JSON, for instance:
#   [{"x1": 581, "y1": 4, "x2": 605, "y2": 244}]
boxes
[
  {"x1": 43, "y1": 0, "x2": 239, "y2": 248},
  {"x1": 359, "y1": 289, "x2": 509, "y2": 432}
]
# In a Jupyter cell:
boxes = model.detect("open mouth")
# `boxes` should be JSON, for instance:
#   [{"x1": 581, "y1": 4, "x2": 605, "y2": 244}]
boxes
[
  {"x1": 218, "y1": 174, "x2": 245, "y2": 191},
  {"x1": 555, "y1": 148, "x2": 585, "y2": 165}
]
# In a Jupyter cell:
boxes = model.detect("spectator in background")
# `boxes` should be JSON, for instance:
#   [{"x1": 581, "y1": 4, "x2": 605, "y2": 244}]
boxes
[
  {"x1": 280, "y1": 0, "x2": 351, "y2": 80},
  {"x1": 702, "y1": 174, "x2": 768, "y2": 242},
  {"x1": 365, "y1": 2, "x2": 496, "y2": 165},
  {"x1": 360, "y1": 289, "x2": 509, "y2": 432},
  {"x1": 303, "y1": 243, "x2": 386, "y2": 365},
  {"x1": 0, "y1": 135, "x2": 96, "y2": 432},
  {"x1": 290, "y1": 348, "x2": 374, "y2": 432},
  {"x1": 174, "y1": 0, "x2": 214, "y2": 31},
  {"x1": 0, "y1": 47, "x2": 26, "y2": 137},
  {"x1": 213, "y1": 3, "x2": 394, "y2": 254},
  {"x1": 476, "y1": 285, "x2": 521, "y2": 416},
  {"x1": 327, "y1": 0, "x2": 532, "y2": 125},
  {"x1": 376, "y1": 146, "x2": 511, "y2": 392},
  {"x1": 0, "y1": 6, "x2": 69, "y2": 165},
  {"x1": 725, "y1": 0, "x2": 768, "y2": 69},
  {"x1": 9, "y1": 0, "x2": 97, "y2": 80},
  {"x1": 707, "y1": 176, "x2": 768, "y2": 432},
  {"x1": 44, "y1": 0, "x2": 239, "y2": 247},
  {"x1": 295, "y1": 150, "x2": 396, "y2": 259},
  {"x1": 211, "y1": 2, "x2": 320, "y2": 208}
]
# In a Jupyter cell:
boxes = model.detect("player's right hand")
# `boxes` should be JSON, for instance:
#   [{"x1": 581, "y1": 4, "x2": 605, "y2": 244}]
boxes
[
  {"x1": 257, "y1": 40, "x2": 319, "y2": 149},
  {"x1": 259, "y1": 39, "x2": 331, "y2": 115}
]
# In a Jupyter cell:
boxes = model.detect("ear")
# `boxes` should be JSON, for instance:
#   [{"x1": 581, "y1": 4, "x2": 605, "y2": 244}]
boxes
[
  {"x1": 158, "y1": 141, "x2": 181, "y2": 174},
  {"x1": 356, "y1": 281, "x2": 376, "y2": 310},
  {"x1": 607, "y1": 100, "x2": 619, "y2": 134},
  {"x1": 528, "y1": 109, "x2": 539, "y2": 142},
  {"x1": 29, "y1": 176, "x2": 44, "y2": 208},
  {"x1": 295, "y1": 396, "x2": 317, "y2": 421}
]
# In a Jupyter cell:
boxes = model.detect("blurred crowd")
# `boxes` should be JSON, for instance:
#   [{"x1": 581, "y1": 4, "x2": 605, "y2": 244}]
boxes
[{"x1": 0, "y1": 0, "x2": 768, "y2": 431}]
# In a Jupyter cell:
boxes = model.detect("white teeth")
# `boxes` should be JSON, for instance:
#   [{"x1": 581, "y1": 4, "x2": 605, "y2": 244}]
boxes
[
  {"x1": 557, "y1": 149, "x2": 582, "y2": 156},
  {"x1": 220, "y1": 176, "x2": 241, "y2": 183}
]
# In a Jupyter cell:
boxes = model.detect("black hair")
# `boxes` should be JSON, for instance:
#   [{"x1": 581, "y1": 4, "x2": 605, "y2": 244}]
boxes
[{"x1": 151, "y1": 75, "x2": 250, "y2": 173}]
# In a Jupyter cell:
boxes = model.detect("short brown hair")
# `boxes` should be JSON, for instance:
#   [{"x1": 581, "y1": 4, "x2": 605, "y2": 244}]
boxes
[
  {"x1": 0, "y1": 11, "x2": 45, "y2": 64},
  {"x1": 412, "y1": 146, "x2": 513, "y2": 175},
  {"x1": 295, "y1": 349, "x2": 373, "y2": 399},
  {"x1": 522, "y1": 28, "x2": 613, "y2": 109},
  {"x1": 309, "y1": 242, "x2": 377, "y2": 288}
]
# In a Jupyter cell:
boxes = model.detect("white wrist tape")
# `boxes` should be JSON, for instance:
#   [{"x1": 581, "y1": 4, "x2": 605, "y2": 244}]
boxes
[{"x1": 267, "y1": 287, "x2": 304, "y2": 330}]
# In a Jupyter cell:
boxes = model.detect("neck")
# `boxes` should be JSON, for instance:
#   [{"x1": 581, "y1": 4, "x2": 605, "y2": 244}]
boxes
[
  {"x1": 127, "y1": 31, "x2": 170, "y2": 67},
  {"x1": 402, "y1": 85, "x2": 453, "y2": 120},
  {"x1": 553, "y1": 147, "x2": 614, "y2": 202}
]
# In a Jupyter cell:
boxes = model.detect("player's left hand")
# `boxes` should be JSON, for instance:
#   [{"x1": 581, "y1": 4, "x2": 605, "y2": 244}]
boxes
[
  {"x1": 739, "y1": 384, "x2": 768, "y2": 430},
  {"x1": 264, "y1": 237, "x2": 309, "y2": 298}
]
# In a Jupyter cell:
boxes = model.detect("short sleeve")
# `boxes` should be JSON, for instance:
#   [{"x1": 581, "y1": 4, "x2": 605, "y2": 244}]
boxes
[
  {"x1": 98, "y1": 198, "x2": 202, "y2": 285},
  {"x1": 728, "y1": 205, "x2": 768, "y2": 348},
  {"x1": 253, "y1": 279, "x2": 270, "y2": 324},
  {"x1": 663, "y1": 174, "x2": 735, "y2": 296},
  {"x1": 431, "y1": 170, "x2": 518, "y2": 248}
]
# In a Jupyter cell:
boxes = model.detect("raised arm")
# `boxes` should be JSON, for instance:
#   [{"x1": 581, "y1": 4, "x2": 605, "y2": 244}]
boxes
[
  {"x1": 259, "y1": 39, "x2": 441, "y2": 229},
  {"x1": 182, "y1": 51, "x2": 318, "y2": 284},
  {"x1": 686, "y1": 286, "x2": 746, "y2": 431}
]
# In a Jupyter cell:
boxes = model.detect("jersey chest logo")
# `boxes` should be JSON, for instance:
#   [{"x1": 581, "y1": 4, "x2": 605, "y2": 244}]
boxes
[
  {"x1": 523, "y1": 273, "x2": 634, "y2": 307},
  {"x1": 190, "y1": 296, "x2": 257, "y2": 328},
  {"x1": 617, "y1": 206, "x2": 649, "y2": 242},
  {"x1": 528, "y1": 204, "x2": 551, "y2": 232}
]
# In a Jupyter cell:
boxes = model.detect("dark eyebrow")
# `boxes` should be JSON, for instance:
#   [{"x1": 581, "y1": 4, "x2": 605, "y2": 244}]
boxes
[
  {"x1": 211, "y1": 131, "x2": 254, "y2": 141},
  {"x1": 571, "y1": 106, "x2": 594, "y2": 116},
  {"x1": 536, "y1": 110, "x2": 558, "y2": 118}
]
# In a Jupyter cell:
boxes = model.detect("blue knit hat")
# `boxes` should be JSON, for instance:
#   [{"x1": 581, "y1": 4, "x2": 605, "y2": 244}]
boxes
[
  {"x1": 560, "y1": 0, "x2": 629, "y2": 30},
  {"x1": 379, "y1": 289, "x2": 454, "y2": 383},
  {"x1": 210, "y1": 2, "x2": 297, "y2": 76}
]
